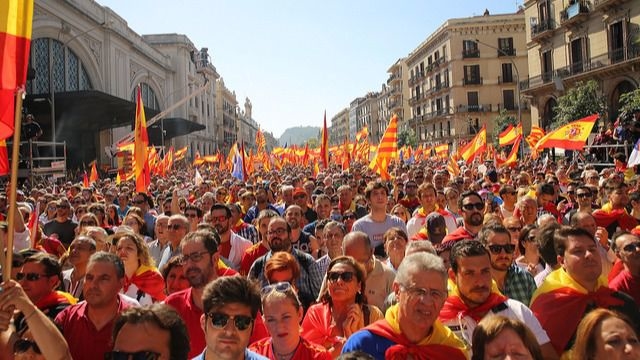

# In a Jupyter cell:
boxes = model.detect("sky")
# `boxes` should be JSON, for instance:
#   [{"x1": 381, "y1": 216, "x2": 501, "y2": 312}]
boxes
[{"x1": 99, "y1": 0, "x2": 521, "y2": 138}]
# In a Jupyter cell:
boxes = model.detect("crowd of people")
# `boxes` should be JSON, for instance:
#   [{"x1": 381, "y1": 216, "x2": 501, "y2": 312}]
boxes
[{"x1": 0, "y1": 151, "x2": 639, "y2": 360}]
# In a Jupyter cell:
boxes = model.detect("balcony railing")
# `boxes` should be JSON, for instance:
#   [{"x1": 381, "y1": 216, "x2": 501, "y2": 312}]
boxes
[
  {"x1": 430, "y1": 80, "x2": 450, "y2": 94},
  {"x1": 498, "y1": 48, "x2": 516, "y2": 57},
  {"x1": 497, "y1": 103, "x2": 529, "y2": 112},
  {"x1": 498, "y1": 75, "x2": 515, "y2": 84},
  {"x1": 594, "y1": 0, "x2": 630, "y2": 10},
  {"x1": 457, "y1": 104, "x2": 492, "y2": 113},
  {"x1": 462, "y1": 49, "x2": 480, "y2": 58},
  {"x1": 520, "y1": 46, "x2": 640, "y2": 91},
  {"x1": 531, "y1": 19, "x2": 555, "y2": 41},
  {"x1": 433, "y1": 56, "x2": 446, "y2": 67},
  {"x1": 560, "y1": 2, "x2": 590, "y2": 25},
  {"x1": 463, "y1": 77, "x2": 483, "y2": 85}
]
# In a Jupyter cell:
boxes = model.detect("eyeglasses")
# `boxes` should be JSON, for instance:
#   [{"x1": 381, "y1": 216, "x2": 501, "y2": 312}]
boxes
[
  {"x1": 576, "y1": 193, "x2": 592, "y2": 198},
  {"x1": 400, "y1": 285, "x2": 446, "y2": 303},
  {"x1": 104, "y1": 351, "x2": 160, "y2": 360},
  {"x1": 16, "y1": 272, "x2": 50, "y2": 281},
  {"x1": 267, "y1": 228, "x2": 288, "y2": 236},
  {"x1": 261, "y1": 281, "x2": 293, "y2": 296},
  {"x1": 506, "y1": 227, "x2": 522, "y2": 232},
  {"x1": 622, "y1": 242, "x2": 640, "y2": 253},
  {"x1": 181, "y1": 250, "x2": 210, "y2": 262},
  {"x1": 327, "y1": 271, "x2": 355, "y2": 283},
  {"x1": 343, "y1": 214, "x2": 356, "y2": 220},
  {"x1": 14, "y1": 339, "x2": 40, "y2": 354},
  {"x1": 167, "y1": 224, "x2": 185, "y2": 231},
  {"x1": 210, "y1": 215, "x2": 228, "y2": 223},
  {"x1": 487, "y1": 244, "x2": 516, "y2": 255},
  {"x1": 207, "y1": 313, "x2": 254, "y2": 331},
  {"x1": 461, "y1": 203, "x2": 484, "y2": 211}
]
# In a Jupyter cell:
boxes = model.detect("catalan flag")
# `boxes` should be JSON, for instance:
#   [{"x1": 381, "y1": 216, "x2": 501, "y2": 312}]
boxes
[
  {"x1": 256, "y1": 128, "x2": 266, "y2": 154},
  {"x1": 0, "y1": 0, "x2": 33, "y2": 140},
  {"x1": 533, "y1": 114, "x2": 598, "y2": 151},
  {"x1": 526, "y1": 126, "x2": 545, "y2": 148},
  {"x1": 460, "y1": 125, "x2": 486, "y2": 164},
  {"x1": 368, "y1": 114, "x2": 398, "y2": 179},
  {"x1": 134, "y1": 86, "x2": 150, "y2": 193},
  {"x1": 320, "y1": 111, "x2": 329, "y2": 169}
]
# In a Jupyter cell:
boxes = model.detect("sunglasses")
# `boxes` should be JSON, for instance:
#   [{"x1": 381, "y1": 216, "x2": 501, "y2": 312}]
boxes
[
  {"x1": 210, "y1": 215, "x2": 228, "y2": 223},
  {"x1": 622, "y1": 242, "x2": 640, "y2": 253},
  {"x1": 506, "y1": 227, "x2": 522, "y2": 232},
  {"x1": 343, "y1": 214, "x2": 356, "y2": 220},
  {"x1": 487, "y1": 244, "x2": 516, "y2": 255},
  {"x1": 16, "y1": 272, "x2": 50, "y2": 281},
  {"x1": 261, "y1": 281, "x2": 293, "y2": 296},
  {"x1": 181, "y1": 250, "x2": 209, "y2": 262},
  {"x1": 14, "y1": 339, "x2": 40, "y2": 354},
  {"x1": 207, "y1": 313, "x2": 253, "y2": 331},
  {"x1": 576, "y1": 193, "x2": 592, "y2": 198},
  {"x1": 104, "y1": 351, "x2": 160, "y2": 360},
  {"x1": 462, "y1": 203, "x2": 484, "y2": 211},
  {"x1": 327, "y1": 271, "x2": 356, "y2": 283}
]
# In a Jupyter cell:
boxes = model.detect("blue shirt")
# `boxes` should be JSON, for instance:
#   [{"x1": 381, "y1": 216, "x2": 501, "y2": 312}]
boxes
[
  {"x1": 342, "y1": 329, "x2": 395, "y2": 360},
  {"x1": 191, "y1": 349, "x2": 268, "y2": 360}
]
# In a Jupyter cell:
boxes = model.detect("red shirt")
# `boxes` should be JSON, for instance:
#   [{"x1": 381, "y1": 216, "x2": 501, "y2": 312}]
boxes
[
  {"x1": 54, "y1": 294, "x2": 132, "y2": 360},
  {"x1": 240, "y1": 243, "x2": 269, "y2": 276},
  {"x1": 249, "y1": 336, "x2": 332, "y2": 360},
  {"x1": 219, "y1": 240, "x2": 232, "y2": 259},
  {"x1": 609, "y1": 269, "x2": 640, "y2": 306},
  {"x1": 165, "y1": 287, "x2": 269, "y2": 359}
]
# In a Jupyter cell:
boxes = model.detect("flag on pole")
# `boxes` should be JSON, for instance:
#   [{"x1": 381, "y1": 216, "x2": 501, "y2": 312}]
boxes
[
  {"x1": 134, "y1": 86, "x2": 150, "y2": 193},
  {"x1": 241, "y1": 142, "x2": 248, "y2": 181},
  {"x1": 174, "y1": 146, "x2": 188, "y2": 161},
  {"x1": 435, "y1": 144, "x2": 449, "y2": 158},
  {"x1": 82, "y1": 171, "x2": 89, "y2": 188},
  {"x1": 368, "y1": 114, "x2": 398, "y2": 179},
  {"x1": 89, "y1": 161, "x2": 99, "y2": 184},
  {"x1": 460, "y1": 125, "x2": 487, "y2": 164},
  {"x1": 533, "y1": 114, "x2": 598, "y2": 151},
  {"x1": 498, "y1": 124, "x2": 522, "y2": 146},
  {"x1": 231, "y1": 148, "x2": 244, "y2": 181},
  {"x1": 627, "y1": 138, "x2": 640, "y2": 168},
  {"x1": 496, "y1": 136, "x2": 522, "y2": 168},
  {"x1": 0, "y1": 140, "x2": 8, "y2": 175},
  {"x1": 0, "y1": 0, "x2": 34, "y2": 140},
  {"x1": 320, "y1": 110, "x2": 329, "y2": 169}
]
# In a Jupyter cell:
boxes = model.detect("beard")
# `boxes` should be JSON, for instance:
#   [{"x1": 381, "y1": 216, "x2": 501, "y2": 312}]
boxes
[
  {"x1": 468, "y1": 213, "x2": 484, "y2": 226},
  {"x1": 185, "y1": 265, "x2": 211, "y2": 288},
  {"x1": 270, "y1": 237, "x2": 292, "y2": 252}
]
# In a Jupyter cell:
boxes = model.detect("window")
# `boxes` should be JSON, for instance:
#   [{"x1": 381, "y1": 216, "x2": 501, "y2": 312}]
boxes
[
  {"x1": 570, "y1": 38, "x2": 584, "y2": 74},
  {"x1": 541, "y1": 51, "x2": 553, "y2": 82},
  {"x1": 610, "y1": 21, "x2": 625, "y2": 63},
  {"x1": 501, "y1": 63, "x2": 514, "y2": 83},
  {"x1": 498, "y1": 37, "x2": 515, "y2": 56},
  {"x1": 462, "y1": 40, "x2": 479, "y2": 58},
  {"x1": 503, "y1": 90, "x2": 515, "y2": 110},
  {"x1": 463, "y1": 65, "x2": 481, "y2": 85},
  {"x1": 467, "y1": 92, "x2": 479, "y2": 112}
]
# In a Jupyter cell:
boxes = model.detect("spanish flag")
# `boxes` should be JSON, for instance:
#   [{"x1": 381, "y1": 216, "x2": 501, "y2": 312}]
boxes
[
  {"x1": 435, "y1": 144, "x2": 448, "y2": 158},
  {"x1": 498, "y1": 123, "x2": 522, "y2": 146},
  {"x1": 496, "y1": 135, "x2": 521, "y2": 168},
  {"x1": 460, "y1": 124, "x2": 486, "y2": 164},
  {"x1": 369, "y1": 114, "x2": 398, "y2": 179},
  {"x1": 134, "y1": 86, "x2": 150, "y2": 193},
  {"x1": 533, "y1": 114, "x2": 598, "y2": 151},
  {"x1": 0, "y1": 0, "x2": 33, "y2": 140},
  {"x1": 89, "y1": 161, "x2": 99, "y2": 184},
  {"x1": 320, "y1": 110, "x2": 329, "y2": 169}
]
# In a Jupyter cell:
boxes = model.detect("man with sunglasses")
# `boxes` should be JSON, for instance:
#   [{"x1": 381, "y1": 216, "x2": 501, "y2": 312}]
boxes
[
  {"x1": 562, "y1": 185, "x2": 595, "y2": 224},
  {"x1": 442, "y1": 191, "x2": 484, "y2": 244},
  {"x1": 439, "y1": 240, "x2": 558, "y2": 359},
  {"x1": 158, "y1": 215, "x2": 189, "y2": 269},
  {"x1": 210, "y1": 204, "x2": 252, "y2": 271},
  {"x1": 498, "y1": 185, "x2": 517, "y2": 219},
  {"x1": 478, "y1": 223, "x2": 536, "y2": 306},
  {"x1": 43, "y1": 199, "x2": 77, "y2": 248},
  {"x1": 610, "y1": 231, "x2": 640, "y2": 306}
]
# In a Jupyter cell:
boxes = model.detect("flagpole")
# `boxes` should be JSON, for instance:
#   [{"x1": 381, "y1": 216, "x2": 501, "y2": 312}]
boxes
[{"x1": 5, "y1": 90, "x2": 25, "y2": 281}]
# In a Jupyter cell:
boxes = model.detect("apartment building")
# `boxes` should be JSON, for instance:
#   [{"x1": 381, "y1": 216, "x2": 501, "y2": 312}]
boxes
[
  {"x1": 521, "y1": 0, "x2": 640, "y2": 129},
  {"x1": 357, "y1": 92, "x2": 382, "y2": 143},
  {"x1": 405, "y1": 11, "x2": 530, "y2": 148},
  {"x1": 216, "y1": 78, "x2": 239, "y2": 155},
  {"x1": 330, "y1": 108, "x2": 349, "y2": 146},
  {"x1": 386, "y1": 58, "x2": 411, "y2": 132}
]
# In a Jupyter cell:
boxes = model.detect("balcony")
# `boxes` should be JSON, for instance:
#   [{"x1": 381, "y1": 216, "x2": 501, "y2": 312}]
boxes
[
  {"x1": 560, "y1": 2, "x2": 589, "y2": 27},
  {"x1": 408, "y1": 93, "x2": 423, "y2": 106},
  {"x1": 457, "y1": 104, "x2": 492, "y2": 113},
  {"x1": 433, "y1": 56, "x2": 447, "y2": 68},
  {"x1": 531, "y1": 19, "x2": 555, "y2": 43},
  {"x1": 498, "y1": 75, "x2": 515, "y2": 84},
  {"x1": 463, "y1": 77, "x2": 483, "y2": 86},
  {"x1": 386, "y1": 73, "x2": 396, "y2": 84},
  {"x1": 388, "y1": 101, "x2": 399, "y2": 109},
  {"x1": 498, "y1": 48, "x2": 516, "y2": 57},
  {"x1": 497, "y1": 103, "x2": 529, "y2": 112},
  {"x1": 430, "y1": 80, "x2": 450, "y2": 94},
  {"x1": 594, "y1": 0, "x2": 631, "y2": 11},
  {"x1": 462, "y1": 49, "x2": 480, "y2": 58}
]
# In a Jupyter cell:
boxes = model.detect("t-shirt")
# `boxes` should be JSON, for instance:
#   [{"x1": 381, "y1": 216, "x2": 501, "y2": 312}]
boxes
[
  {"x1": 351, "y1": 215, "x2": 407, "y2": 257},
  {"x1": 609, "y1": 269, "x2": 640, "y2": 306},
  {"x1": 219, "y1": 239, "x2": 232, "y2": 259},
  {"x1": 43, "y1": 219, "x2": 77, "y2": 247}
]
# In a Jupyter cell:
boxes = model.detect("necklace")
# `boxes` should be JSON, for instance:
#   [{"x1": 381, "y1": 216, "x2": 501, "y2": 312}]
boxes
[{"x1": 273, "y1": 338, "x2": 300, "y2": 360}]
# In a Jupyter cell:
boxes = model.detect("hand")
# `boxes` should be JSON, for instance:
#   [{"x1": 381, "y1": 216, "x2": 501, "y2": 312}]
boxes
[
  {"x1": 342, "y1": 304, "x2": 364, "y2": 337},
  {"x1": 595, "y1": 227, "x2": 609, "y2": 248},
  {"x1": 0, "y1": 280, "x2": 36, "y2": 314}
]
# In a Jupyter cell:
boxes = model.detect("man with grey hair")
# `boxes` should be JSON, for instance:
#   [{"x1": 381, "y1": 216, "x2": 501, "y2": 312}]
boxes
[
  {"x1": 55, "y1": 252, "x2": 134, "y2": 360},
  {"x1": 158, "y1": 214, "x2": 190, "y2": 269},
  {"x1": 148, "y1": 214, "x2": 170, "y2": 266},
  {"x1": 316, "y1": 220, "x2": 347, "y2": 274},
  {"x1": 342, "y1": 252, "x2": 467, "y2": 359}
]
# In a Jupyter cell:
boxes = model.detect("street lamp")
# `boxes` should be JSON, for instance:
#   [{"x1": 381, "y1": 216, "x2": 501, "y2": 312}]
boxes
[
  {"x1": 472, "y1": 38, "x2": 524, "y2": 156},
  {"x1": 51, "y1": 21, "x2": 111, "y2": 158}
]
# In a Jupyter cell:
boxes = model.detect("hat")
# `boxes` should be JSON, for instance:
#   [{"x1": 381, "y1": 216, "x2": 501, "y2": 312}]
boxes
[
  {"x1": 426, "y1": 212, "x2": 447, "y2": 244},
  {"x1": 293, "y1": 187, "x2": 307, "y2": 197}
]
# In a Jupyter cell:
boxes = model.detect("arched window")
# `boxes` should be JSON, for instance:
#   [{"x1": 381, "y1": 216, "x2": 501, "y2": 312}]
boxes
[
  {"x1": 26, "y1": 38, "x2": 93, "y2": 95},
  {"x1": 131, "y1": 82, "x2": 160, "y2": 111}
]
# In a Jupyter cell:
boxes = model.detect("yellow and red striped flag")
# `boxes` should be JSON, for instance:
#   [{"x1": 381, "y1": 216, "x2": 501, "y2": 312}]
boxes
[
  {"x1": 89, "y1": 161, "x2": 99, "y2": 184},
  {"x1": 133, "y1": 86, "x2": 150, "y2": 193},
  {"x1": 356, "y1": 126, "x2": 369, "y2": 142},
  {"x1": 369, "y1": 114, "x2": 398, "y2": 179},
  {"x1": 435, "y1": 144, "x2": 449, "y2": 158},
  {"x1": 460, "y1": 125, "x2": 486, "y2": 164},
  {"x1": 496, "y1": 136, "x2": 521, "y2": 168},
  {"x1": 534, "y1": 114, "x2": 598, "y2": 151},
  {"x1": 499, "y1": 123, "x2": 522, "y2": 146},
  {"x1": 0, "y1": 0, "x2": 33, "y2": 140},
  {"x1": 256, "y1": 128, "x2": 266, "y2": 154},
  {"x1": 320, "y1": 111, "x2": 329, "y2": 169}
]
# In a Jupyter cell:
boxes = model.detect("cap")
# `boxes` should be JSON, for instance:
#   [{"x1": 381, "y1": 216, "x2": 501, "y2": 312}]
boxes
[{"x1": 293, "y1": 187, "x2": 307, "y2": 197}]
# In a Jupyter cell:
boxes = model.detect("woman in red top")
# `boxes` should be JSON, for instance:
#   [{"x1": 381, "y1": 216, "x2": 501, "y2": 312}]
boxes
[
  {"x1": 250, "y1": 282, "x2": 331, "y2": 360},
  {"x1": 300, "y1": 256, "x2": 383, "y2": 357}
]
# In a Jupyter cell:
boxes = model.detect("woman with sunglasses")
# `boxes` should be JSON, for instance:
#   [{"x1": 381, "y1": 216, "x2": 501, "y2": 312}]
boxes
[
  {"x1": 301, "y1": 256, "x2": 383, "y2": 357},
  {"x1": 114, "y1": 231, "x2": 166, "y2": 305},
  {"x1": 38, "y1": 200, "x2": 58, "y2": 226},
  {"x1": 342, "y1": 211, "x2": 357, "y2": 232},
  {"x1": 515, "y1": 224, "x2": 544, "y2": 276},
  {"x1": 249, "y1": 283, "x2": 331, "y2": 359}
]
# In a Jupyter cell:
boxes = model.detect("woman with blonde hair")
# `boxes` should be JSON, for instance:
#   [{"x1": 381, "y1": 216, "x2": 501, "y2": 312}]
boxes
[{"x1": 113, "y1": 230, "x2": 165, "y2": 304}]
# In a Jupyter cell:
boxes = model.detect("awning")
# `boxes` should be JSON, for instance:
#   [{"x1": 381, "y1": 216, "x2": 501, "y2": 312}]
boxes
[{"x1": 147, "y1": 117, "x2": 206, "y2": 146}]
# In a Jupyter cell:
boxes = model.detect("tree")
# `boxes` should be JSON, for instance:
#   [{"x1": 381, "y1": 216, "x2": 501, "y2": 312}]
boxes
[
  {"x1": 492, "y1": 109, "x2": 518, "y2": 148},
  {"x1": 552, "y1": 80, "x2": 607, "y2": 129},
  {"x1": 397, "y1": 128, "x2": 417, "y2": 148},
  {"x1": 618, "y1": 88, "x2": 640, "y2": 121}
]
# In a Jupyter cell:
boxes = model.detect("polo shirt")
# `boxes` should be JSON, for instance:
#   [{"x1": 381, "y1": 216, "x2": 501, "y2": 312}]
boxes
[{"x1": 55, "y1": 294, "x2": 132, "y2": 360}]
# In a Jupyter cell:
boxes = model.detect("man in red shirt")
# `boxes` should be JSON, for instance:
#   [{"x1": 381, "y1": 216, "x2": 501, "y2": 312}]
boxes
[
  {"x1": 55, "y1": 252, "x2": 133, "y2": 360},
  {"x1": 610, "y1": 231, "x2": 640, "y2": 306},
  {"x1": 165, "y1": 230, "x2": 267, "y2": 358},
  {"x1": 240, "y1": 209, "x2": 279, "y2": 275}
]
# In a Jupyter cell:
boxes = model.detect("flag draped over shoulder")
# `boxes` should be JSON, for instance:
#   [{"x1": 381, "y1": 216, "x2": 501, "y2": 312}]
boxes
[
  {"x1": 369, "y1": 114, "x2": 398, "y2": 180},
  {"x1": 320, "y1": 111, "x2": 329, "y2": 169},
  {"x1": 0, "y1": 0, "x2": 34, "y2": 140},
  {"x1": 534, "y1": 114, "x2": 598, "y2": 151},
  {"x1": 460, "y1": 125, "x2": 486, "y2": 164},
  {"x1": 134, "y1": 86, "x2": 150, "y2": 193}
]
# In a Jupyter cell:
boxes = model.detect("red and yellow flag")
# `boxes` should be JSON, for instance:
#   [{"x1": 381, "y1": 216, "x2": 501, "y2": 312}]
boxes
[
  {"x1": 89, "y1": 161, "x2": 99, "y2": 184},
  {"x1": 174, "y1": 146, "x2": 188, "y2": 161},
  {"x1": 256, "y1": 128, "x2": 266, "y2": 154},
  {"x1": 498, "y1": 123, "x2": 522, "y2": 146},
  {"x1": 496, "y1": 136, "x2": 521, "y2": 168},
  {"x1": 0, "y1": 0, "x2": 33, "y2": 140},
  {"x1": 0, "y1": 140, "x2": 9, "y2": 175},
  {"x1": 460, "y1": 125, "x2": 486, "y2": 164},
  {"x1": 368, "y1": 114, "x2": 398, "y2": 179},
  {"x1": 82, "y1": 171, "x2": 89, "y2": 188},
  {"x1": 534, "y1": 114, "x2": 598, "y2": 151},
  {"x1": 320, "y1": 111, "x2": 329, "y2": 169},
  {"x1": 435, "y1": 144, "x2": 448, "y2": 158},
  {"x1": 134, "y1": 86, "x2": 150, "y2": 193}
]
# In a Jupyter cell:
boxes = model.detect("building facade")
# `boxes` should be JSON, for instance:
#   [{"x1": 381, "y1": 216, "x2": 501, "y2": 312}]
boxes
[
  {"x1": 386, "y1": 58, "x2": 411, "y2": 132},
  {"x1": 329, "y1": 107, "x2": 349, "y2": 145},
  {"x1": 238, "y1": 98, "x2": 259, "y2": 151},
  {"x1": 215, "y1": 78, "x2": 239, "y2": 155},
  {"x1": 521, "y1": 0, "x2": 640, "y2": 129},
  {"x1": 405, "y1": 11, "x2": 530, "y2": 149}
]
